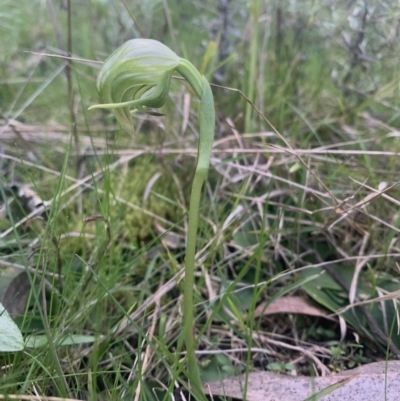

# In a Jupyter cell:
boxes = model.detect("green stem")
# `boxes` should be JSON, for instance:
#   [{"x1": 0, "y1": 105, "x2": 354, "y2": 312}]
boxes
[
  {"x1": 184, "y1": 167, "x2": 207, "y2": 400},
  {"x1": 182, "y1": 77, "x2": 215, "y2": 400},
  {"x1": 178, "y1": 59, "x2": 204, "y2": 99}
]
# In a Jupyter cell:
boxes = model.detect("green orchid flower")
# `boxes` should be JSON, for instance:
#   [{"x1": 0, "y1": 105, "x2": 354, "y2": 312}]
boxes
[{"x1": 89, "y1": 38, "x2": 215, "y2": 400}]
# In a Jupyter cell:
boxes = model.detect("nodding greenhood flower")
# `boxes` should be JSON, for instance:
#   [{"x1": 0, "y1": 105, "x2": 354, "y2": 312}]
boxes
[
  {"x1": 89, "y1": 38, "x2": 210, "y2": 138},
  {"x1": 89, "y1": 39, "x2": 214, "y2": 401}
]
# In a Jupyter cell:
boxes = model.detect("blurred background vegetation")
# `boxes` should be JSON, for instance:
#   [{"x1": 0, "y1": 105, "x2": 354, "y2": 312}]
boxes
[{"x1": 1, "y1": 0, "x2": 400, "y2": 399}]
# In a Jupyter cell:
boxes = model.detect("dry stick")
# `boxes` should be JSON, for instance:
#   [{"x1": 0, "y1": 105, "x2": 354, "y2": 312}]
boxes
[
  {"x1": 66, "y1": 0, "x2": 78, "y2": 151},
  {"x1": 120, "y1": 0, "x2": 145, "y2": 38},
  {"x1": 46, "y1": 0, "x2": 64, "y2": 50},
  {"x1": 46, "y1": 0, "x2": 78, "y2": 150},
  {"x1": 162, "y1": 0, "x2": 179, "y2": 54},
  {"x1": 301, "y1": 241, "x2": 400, "y2": 359}
]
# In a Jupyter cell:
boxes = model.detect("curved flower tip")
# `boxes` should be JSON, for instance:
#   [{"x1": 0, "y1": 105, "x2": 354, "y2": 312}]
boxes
[
  {"x1": 89, "y1": 39, "x2": 183, "y2": 134},
  {"x1": 89, "y1": 39, "x2": 208, "y2": 134}
]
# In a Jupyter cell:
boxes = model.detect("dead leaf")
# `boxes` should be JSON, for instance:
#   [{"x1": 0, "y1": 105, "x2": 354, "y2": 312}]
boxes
[
  {"x1": 254, "y1": 295, "x2": 333, "y2": 320},
  {"x1": 0, "y1": 267, "x2": 31, "y2": 316},
  {"x1": 203, "y1": 361, "x2": 400, "y2": 401}
]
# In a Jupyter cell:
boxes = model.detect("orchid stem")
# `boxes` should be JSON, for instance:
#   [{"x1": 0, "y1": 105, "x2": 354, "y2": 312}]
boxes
[
  {"x1": 183, "y1": 167, "x2": 207, "y2": 399},
  {"x1": 89, "y1": 39, "x2": 215, "y2": 400},
  {"x1": 182, "y1": 77, "x2": 214, "y2": 400}
]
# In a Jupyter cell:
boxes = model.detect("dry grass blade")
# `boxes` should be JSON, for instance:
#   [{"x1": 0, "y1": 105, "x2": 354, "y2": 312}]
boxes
[
  {"x1": 113, "y1": 271, "x2": 183, "y2": 335},
  {"x1": 338, "y1": 289, "x2": 400, "y2": 314},
  {"x1": 23, "y1": 51, "x2": 102, "y2": 67}
]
